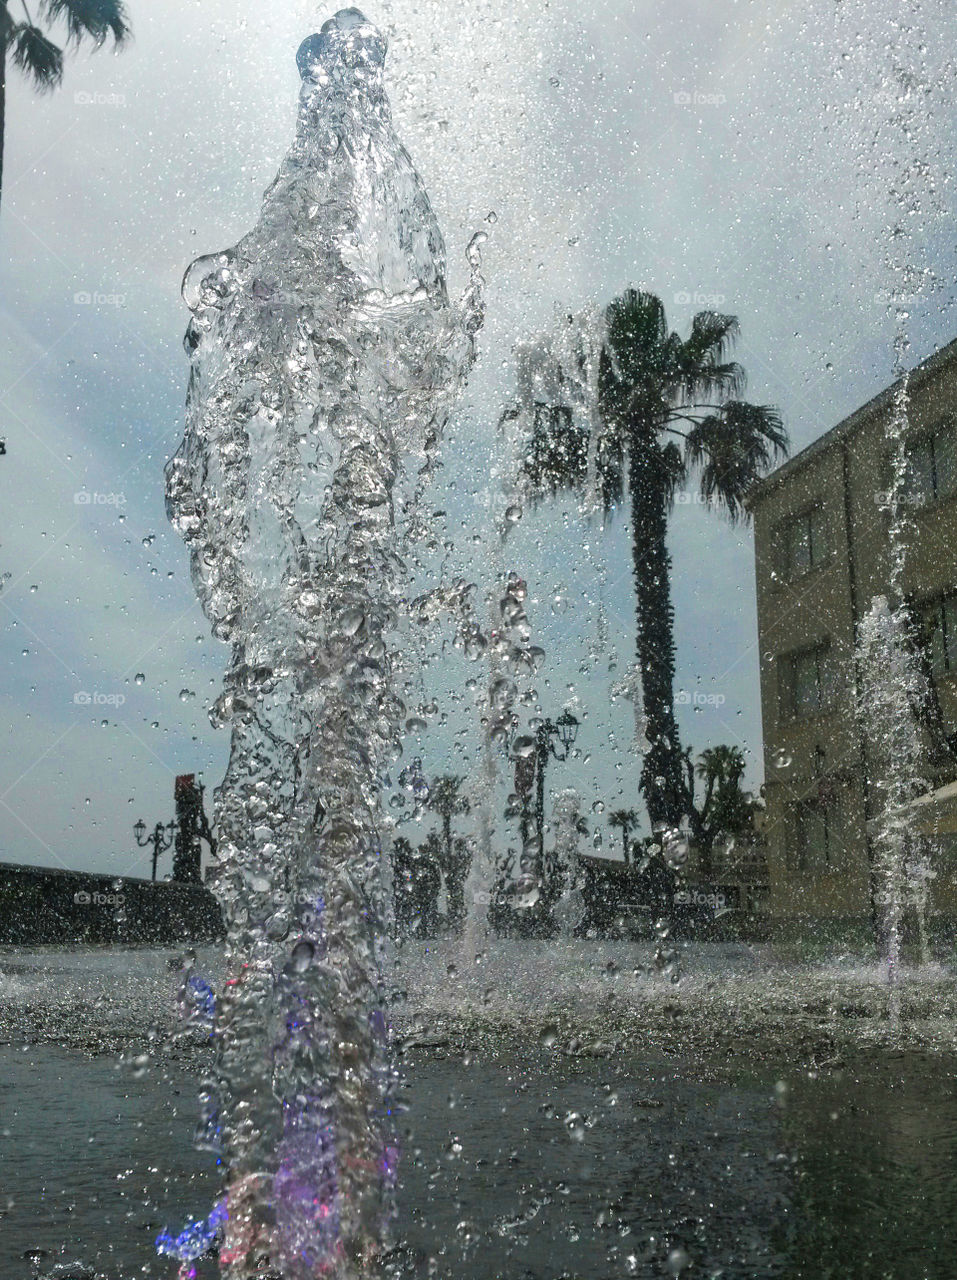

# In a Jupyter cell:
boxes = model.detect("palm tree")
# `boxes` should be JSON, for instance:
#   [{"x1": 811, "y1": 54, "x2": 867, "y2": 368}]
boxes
[
  {"x1": 608, "y1": 807, "x2": 638, "y2": 864},
  {"x1": 427, "y1": 774, "x2": 471, "y2": 929},
  {"x1": 685, "y1": 743, "x2": 756, "y2": 879},
  {"x1": 521, "y1": 290, "x2": 787, "y2": 831},
  {"x1": 0, "y1": 0, "x2": 130, "y2": 212}
]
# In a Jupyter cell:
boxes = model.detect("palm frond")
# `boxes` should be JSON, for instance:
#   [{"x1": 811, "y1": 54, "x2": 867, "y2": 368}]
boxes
[
  {"x1": 684, "y1": 400, "x2": 787, "y2": 521},
  {"x1": 11, "y1": 25, "x2": 64, "y2": 89},
  {"x1": 676, "y1": 359, "x2": 747, "y2": 406},
  {"x1": 595, "y1": 425, "x2": 625, "y2": 511},
  {"x1": 695, "y1": 744, "x2": 745, "y2": 782},
  {"x1": 681, "y1": 311, "x2": 740, "y2": 367},
  {"x1": 675, "y1": 313, "x2": 747, "y2": 404},
  {"x1": 600, "y1": 289, "x2": 671, "y2": 413},
  {"x1": 43, "y1": 0, "x2": 130, "y2": 46},
  {"x1": 521, "y1": 402, "x2": 590, "y2": 500},
  {"x1": 609, "y1": 808, "x2": 637, "y2": 827},
  {"x1": 428, "y1": 775, "x2": 470, "y2": 819},
  {"x1": 658, "y1": 440, "x2": 687, "y2": 509}
]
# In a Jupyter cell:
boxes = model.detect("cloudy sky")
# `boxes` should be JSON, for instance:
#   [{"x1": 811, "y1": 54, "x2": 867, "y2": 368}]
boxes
[{"x1": 0, "y1": 0, "x2": 955, "y2": 878}]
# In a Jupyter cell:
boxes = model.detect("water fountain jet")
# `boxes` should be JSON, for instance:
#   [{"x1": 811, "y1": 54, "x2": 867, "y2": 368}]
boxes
[{"x1": 166, "y1": 10, "x2": 483, "y2": 1274}]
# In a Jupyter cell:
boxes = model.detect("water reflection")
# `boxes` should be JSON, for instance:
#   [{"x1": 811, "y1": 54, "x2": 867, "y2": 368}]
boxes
[
  {"x1": 781, "y1": 1052, "x2": 957, "y2": 1280},
  {"x1": 4, "y1": 1001, "x2": 957, "y2": 1279}
]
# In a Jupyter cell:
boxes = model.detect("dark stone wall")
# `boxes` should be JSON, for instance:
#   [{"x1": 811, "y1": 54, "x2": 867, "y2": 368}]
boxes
[
  {"x1": 578, "y1": 854, "x2": 770, "y2": 941},
  {"x1": 0, "y1": 861, "x2": 224, "y2": 945}
]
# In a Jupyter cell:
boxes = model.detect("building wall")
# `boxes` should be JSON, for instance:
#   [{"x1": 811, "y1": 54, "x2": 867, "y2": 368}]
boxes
[
  {"x1": 751, "y1": 339, "x2": 957, "y2": 941},
  {"x1": 0, "y1": 862, "x2": 224, "y2": 945}
]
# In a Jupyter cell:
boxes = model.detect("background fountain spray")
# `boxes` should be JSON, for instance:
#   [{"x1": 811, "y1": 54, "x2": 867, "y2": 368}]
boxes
[
  {"x1": 166, "y1": 9, "x2": 483, "y2": 1274},
  {"x1": 846, "y1": 0, "x2": 944, "y2": 993}
]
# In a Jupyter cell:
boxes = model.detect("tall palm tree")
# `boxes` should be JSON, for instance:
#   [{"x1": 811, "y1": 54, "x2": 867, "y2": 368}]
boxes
[
  {"x1": 427, "y1": 774, "x2": 471, "y2": 928},
  {"x1": 608, "y1": 807, "x2": 638, "y2": 864},
  {"x1": 521, "y1": 290, "x2": 787, "y2": 831},
  {"x1": 0, "y1": 0, "x2": 130, "y2": 212}
]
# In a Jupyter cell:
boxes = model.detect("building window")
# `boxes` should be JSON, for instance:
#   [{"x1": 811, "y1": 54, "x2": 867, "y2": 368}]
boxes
[
  {"x1": 533, "y1": 402, "x2": 573, "y2": 434},
  {"x1": 903, "y1": 421, "x2": 956, "y2": 507},
  {"x1": 781, "y1": 643, "x2": 836, "y2": 719},
  {"x1": 921, "y1": 593, "x2": 957, "y2": 678},
  {"x1": 794, "y1": 799, "x2": 839, "y2": 873},
  {"x1": 778, "y1": 505, "x2": 828, "y2": 579}
]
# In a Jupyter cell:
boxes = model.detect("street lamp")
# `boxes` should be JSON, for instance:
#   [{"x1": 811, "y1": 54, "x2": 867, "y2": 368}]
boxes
[
  {"x1": 134, "y1": 818, "x2": 177, "y2": 881},
  {"x1": 554, "y1": 710, "x2": 580, "y2": 756}
]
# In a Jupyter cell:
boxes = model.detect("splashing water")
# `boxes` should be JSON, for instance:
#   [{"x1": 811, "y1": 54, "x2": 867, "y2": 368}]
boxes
[
  {"x1": 550, "y1": 788, "x2": 586, "y2": 939},
  {"x1": 856, "y1": 596, "x2": 935, "y2": 1011},
  {"x1": 166, "y1": 10, "x2": 483, "y2": 1275},
  {"x1": 840, "y1": 1, "x2": 947, "y2": 993}
]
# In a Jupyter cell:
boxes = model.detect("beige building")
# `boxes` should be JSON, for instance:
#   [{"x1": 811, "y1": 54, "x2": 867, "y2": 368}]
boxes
[{"x1": 748, "y1": 336, "x2": 957, "y2": 946}]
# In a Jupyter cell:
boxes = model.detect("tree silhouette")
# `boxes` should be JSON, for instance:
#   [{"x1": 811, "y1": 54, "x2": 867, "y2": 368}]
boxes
[
  {"x1": 427, "y1": 774, "x2": 471, "y2": 931},
  {"x1": 521, "y1": 291, "x2": 787, "y2": 832},
  {"x1": 0, "y1": 0, "x2": 130, "y2": 211},
  {"x1": 685, "y1": 744, "x2": 756, "y2": 879},
  {"x1": 608, "y1": 808, "x2": 638, "y2": 864}
]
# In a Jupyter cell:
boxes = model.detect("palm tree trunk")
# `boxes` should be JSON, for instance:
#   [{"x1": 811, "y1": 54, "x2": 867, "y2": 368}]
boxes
[
  {"x1": 442, "y1": 813, "x2": 460, "y2": 926},
  {"x1": 442, "y1": 814, "x2": 452, "y2": 876},
  {"x1": 628, "y1": 433, "x2": 687, "y2": 831},
  {"x1": 0, "y1": 19, "x2": 7, "y2": 216},
  {"x1": 698, "y1": 835, "x2": 714, "y2": 882}
]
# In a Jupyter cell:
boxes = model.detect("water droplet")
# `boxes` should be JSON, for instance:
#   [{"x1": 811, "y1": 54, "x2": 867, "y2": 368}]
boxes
[
  {"x1": 129, "y1": 1053, "x2": 151, "y2": 1079},
  {"x1": 290, "y1": 939, "x2": 315, "y2": 972},
  {"x1": 666, "y1": 1246, "x2": 691, "y2": 1275},
  {"x1": 564, "y1": 1112, "x2": 585, "y2": 1142},
  {"x1": 340, "y1": 606, "x2": 365, "y2": 636}
]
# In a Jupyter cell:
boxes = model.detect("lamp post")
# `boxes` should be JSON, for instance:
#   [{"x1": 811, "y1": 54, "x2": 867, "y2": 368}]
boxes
[
  {"x1": 533, "y1": 710, "x2": 579, "y2": 913},
  {"x1": 134, "y1": 818, "x2": 177, "y2": 881}
]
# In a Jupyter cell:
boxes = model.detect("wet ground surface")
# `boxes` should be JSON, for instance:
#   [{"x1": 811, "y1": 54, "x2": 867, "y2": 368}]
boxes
[{"x1": 2, "y1": 946, "x2": 957, "y2": 1279}]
